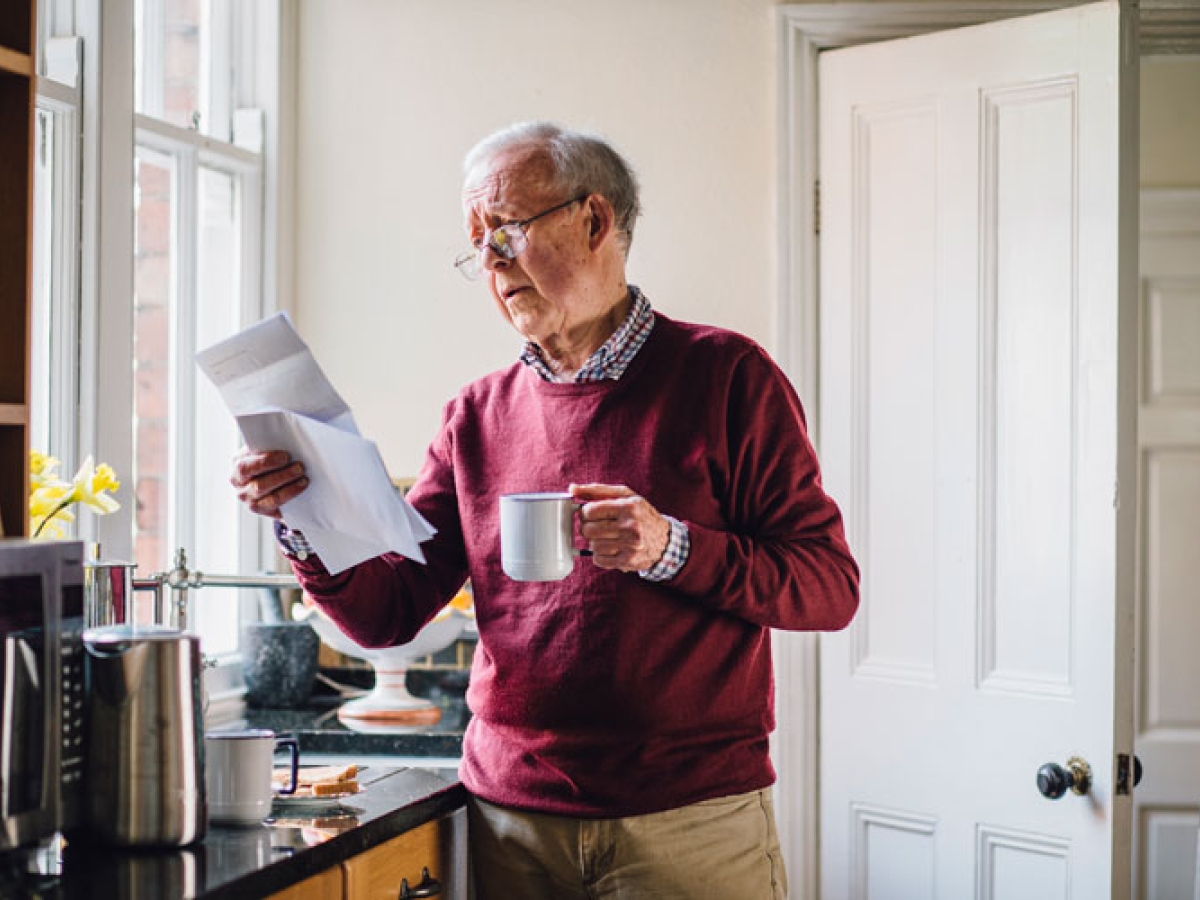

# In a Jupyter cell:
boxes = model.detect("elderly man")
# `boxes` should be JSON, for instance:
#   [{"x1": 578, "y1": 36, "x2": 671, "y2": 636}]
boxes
[{"x1": 232, "y1": 121, "x2": 858, "y2": 899}]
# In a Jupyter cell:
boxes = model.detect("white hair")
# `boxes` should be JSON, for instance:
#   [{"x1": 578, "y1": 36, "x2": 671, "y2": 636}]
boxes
[{"x1": 463, "y1": 121, "x2": 642, "y2": 256}]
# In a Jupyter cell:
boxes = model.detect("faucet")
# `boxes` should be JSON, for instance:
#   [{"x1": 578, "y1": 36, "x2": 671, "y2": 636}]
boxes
[{"x1": 133, "y1": 547, "x2": 301, "y2": 630}]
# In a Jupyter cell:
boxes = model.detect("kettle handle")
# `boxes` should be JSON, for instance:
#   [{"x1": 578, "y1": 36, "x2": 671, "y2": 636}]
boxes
[
  {"x1": 85, "y1": 641, "x2": 134, "y2": 658},
  {"x1": 274, "y1": 738, "x2": 300, "y2": 795},
  {"x1": 84, "y1": 639, "x2": 151, "y2": 703}
]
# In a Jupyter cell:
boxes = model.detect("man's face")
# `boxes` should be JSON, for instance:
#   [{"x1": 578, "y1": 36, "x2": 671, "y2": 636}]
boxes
[{"x1": 462, "y1": 150, "x2": 610, "y2": 354}]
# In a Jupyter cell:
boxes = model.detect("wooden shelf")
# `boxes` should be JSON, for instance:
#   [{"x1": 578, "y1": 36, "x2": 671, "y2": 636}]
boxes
[
  {"x1": 0, "y1": 1, "x2": 32, "y2": 60},
  {"x1": 0, "y1": 0, "x2": 34, "y2": 537},
  {"x1": 0, "y1": 404, "x2": 28, "y2": 426},
  {"x1": 0, "y1": 426, "x2": 25, "y2": 538},
  {"x1": 0, "y1": 47, "x2": 32, "y2": 78}
]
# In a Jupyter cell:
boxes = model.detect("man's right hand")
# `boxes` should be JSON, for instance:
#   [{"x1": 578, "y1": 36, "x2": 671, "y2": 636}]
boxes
[{"x1": 231, "y1": 449, "x2": 309, "y2": 519}]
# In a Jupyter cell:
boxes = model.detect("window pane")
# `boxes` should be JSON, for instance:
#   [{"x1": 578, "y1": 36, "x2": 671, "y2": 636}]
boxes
[
  {"x1": 133, "y1": 149, "x2": 175, "y2": 574},
  {"x1": 192, "y1": 166, "x2": 243, "y2": 655},
  {"x1": 136, "y1": 0, "x2": 206, "y2": 132},
  {"x1": 29, "y1": 109, "x2": 53, "y2": 454},
  {"x1": 31, "y1": 99, "x2": 82, "y2": 497}
]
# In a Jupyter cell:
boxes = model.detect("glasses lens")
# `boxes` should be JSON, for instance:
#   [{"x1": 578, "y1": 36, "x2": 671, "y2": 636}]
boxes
[
  {"x1": 454, "y1": 251, "x2": 479, "y2": 280},
  {"x1": 455, "y1": 222, "x2": 531, "y2": 280},
  {"x1": 489, "y1": 224, "x2": 526, "y2": 260}
]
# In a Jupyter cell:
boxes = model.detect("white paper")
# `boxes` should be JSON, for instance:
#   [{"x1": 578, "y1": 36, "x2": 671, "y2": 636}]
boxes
[{"x1": 197, "y1": 312, "x2": 436, "y2": 574}]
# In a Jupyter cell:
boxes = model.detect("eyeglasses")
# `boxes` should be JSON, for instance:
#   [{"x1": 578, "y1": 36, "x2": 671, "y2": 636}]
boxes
[{"x1": 454, "y1": 194, "x2": 588, "y2": 280}]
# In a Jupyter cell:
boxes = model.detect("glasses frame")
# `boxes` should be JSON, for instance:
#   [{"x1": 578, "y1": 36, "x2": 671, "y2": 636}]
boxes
[{"x1": 454, "y1": 194, "x2": 588, "y2": 280}]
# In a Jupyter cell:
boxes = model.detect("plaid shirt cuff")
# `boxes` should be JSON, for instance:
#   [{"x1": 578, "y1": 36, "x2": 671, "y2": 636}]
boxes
[
  {"x1": 638, "y1": 516, "x2": 689, "y2": 582},
  {"x1": 277, "y1": 516, "x2": 688, "y2": 577},
  {"x1": 275, "y1": 520, "x2": 315, "y2": 561}
]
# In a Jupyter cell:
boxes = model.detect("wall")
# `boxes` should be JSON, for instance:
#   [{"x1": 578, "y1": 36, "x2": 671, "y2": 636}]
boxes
[
  {"x1": 293, "y1": 0, "x2": 778, "y2": 477},
  {"x1": 1141, "y1": 55, "x2": 1200, "y2": 188},
  {"x1": 292, "y1": 3, "x2": 1199, "y2": 478}
]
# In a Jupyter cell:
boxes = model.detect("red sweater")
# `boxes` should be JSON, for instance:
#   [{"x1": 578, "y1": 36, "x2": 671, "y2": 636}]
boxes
[{"x1": 292, "y1": 314, "x2": 859, "y2": 816}]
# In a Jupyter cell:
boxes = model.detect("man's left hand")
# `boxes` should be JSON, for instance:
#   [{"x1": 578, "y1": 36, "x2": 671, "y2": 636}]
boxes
[{"x1": 570, "y1": 483, "x2": 670, "y2": 573}]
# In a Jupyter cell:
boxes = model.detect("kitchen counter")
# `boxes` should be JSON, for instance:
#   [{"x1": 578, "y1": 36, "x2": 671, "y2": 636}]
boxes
[
  {"x1": 233, "y1": 688, "x2": 468, "y2": 760},
  {"x1": 0, "y1": 673, "x2": 473, "y2": 899},
  {"x1": 1, "y1": 765, "x2": 468, "y2": 899}
]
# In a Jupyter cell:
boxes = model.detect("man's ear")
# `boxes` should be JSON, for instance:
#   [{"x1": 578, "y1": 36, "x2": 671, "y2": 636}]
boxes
[{"x1": 585, "y1": 194, "x2": 616, "y2": 251}]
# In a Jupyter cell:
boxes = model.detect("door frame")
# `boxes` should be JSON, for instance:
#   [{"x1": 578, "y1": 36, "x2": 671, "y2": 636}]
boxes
[{"x1": 772, "y1": 4, "x2": 1200, "y2": 898}]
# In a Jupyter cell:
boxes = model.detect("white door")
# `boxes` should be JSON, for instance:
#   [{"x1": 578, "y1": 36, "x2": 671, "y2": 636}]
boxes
[
  {"x1": 1133, "y1": 189, "x2": 1200, "y2": 899},
  {"x1": 817, "y1": 4, "x2": 1139, "y2": 899}
]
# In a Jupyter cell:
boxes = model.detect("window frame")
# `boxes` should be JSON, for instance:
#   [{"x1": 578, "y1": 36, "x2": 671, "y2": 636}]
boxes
[
  {"x1": 33, "y1": 0, "x2": 285, "y2": 700},
  {"x1": 31, "y1": 54, "x2": 83, "y2": 470},
  {"x1": 133, "y1": 113, "x2": 265, "y2": 648}
]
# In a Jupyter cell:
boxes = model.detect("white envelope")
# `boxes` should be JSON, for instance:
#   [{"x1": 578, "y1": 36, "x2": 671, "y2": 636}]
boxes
[{"x1": 197, "y1": 313, "x2": 436, "y2": 574}]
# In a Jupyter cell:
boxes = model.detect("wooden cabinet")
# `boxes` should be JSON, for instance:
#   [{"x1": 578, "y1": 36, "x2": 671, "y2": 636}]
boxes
[
  {"x1": 266, "y1": 812, "x2": 459, "y2": 900},
  {"x1": 0, "y1": 0, "x2": 35, "y2": 537},
  {"x1": 343, "y1": 818, "x2": 446, "y2": 900},
  {"x1": 265, "y1": 866, "x2": 343, "y2": 900}
]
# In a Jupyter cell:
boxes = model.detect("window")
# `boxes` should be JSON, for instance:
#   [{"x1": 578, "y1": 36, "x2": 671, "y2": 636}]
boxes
[
  {"x1": 32, "y1": 0, "x2": 281, "y2": 663},
  {"x1": 30, "y1": 36, "x2": 82, "y2": 472},
  {"x1": 132, "y1": 0, "x2": 266, "y2": 653}
]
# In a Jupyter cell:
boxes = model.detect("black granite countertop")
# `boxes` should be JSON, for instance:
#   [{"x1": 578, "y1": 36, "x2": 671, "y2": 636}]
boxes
[
  {"x1": 1, "y1": 766, "x2": 468, "y2": 900},
  {"x1": 229, "y1": 688, "x2": 468, "y2": 760},
  {"x1": 0, "y1": 670, "x2": 473, "y2": 900}
]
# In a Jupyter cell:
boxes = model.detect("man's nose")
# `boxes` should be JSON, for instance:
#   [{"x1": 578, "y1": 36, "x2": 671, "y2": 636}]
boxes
[{"x1": 480, "y1": 243, "x2": 512, "y2": 272}]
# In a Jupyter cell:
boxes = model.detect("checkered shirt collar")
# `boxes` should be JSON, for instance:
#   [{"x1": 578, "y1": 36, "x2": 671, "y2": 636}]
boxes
[{"x1": 520, "y1": 286, "x2": 655, "y2": 383}]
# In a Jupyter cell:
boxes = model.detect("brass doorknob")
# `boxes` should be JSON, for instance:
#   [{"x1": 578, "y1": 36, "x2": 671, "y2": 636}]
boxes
[{"x1": 1037, "y1": 756, "x2": 1092, "y2": 799}]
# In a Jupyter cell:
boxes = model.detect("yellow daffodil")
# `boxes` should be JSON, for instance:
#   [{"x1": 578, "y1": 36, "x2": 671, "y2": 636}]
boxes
[
  {"x1": 73, "y1": 457, "x2": 121, "y2": 515},
  {"x1": 29, "y1": 451, "x2": 121, "y2": 538},
  {"x1": 30, "y1": 487, "x2": 75, "y2": 519},
  {"x1": 30, "y1": 450, "x2": 61, "y2": 489}
]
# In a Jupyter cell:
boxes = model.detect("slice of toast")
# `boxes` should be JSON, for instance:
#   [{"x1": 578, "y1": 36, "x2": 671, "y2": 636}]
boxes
[
  {"x1": 309, "y1": 779, "x2": 359, "y2": 796},
  {"x1": 294, "y1": 763, "x2": 358, "y2": 785},
  {"x1": 273, "y1": 763, "x2": 359, "y2": 794}
]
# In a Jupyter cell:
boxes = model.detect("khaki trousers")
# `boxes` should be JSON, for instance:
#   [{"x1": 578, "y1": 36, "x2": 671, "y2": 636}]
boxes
[{"x1": 468, "y1": 788, "x2": 788, "y2": 899}]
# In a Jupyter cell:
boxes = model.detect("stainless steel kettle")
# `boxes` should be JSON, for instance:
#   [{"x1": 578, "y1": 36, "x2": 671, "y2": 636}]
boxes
[{"x1": 83, "y1": 625, "x2": 206, "y2": 846}]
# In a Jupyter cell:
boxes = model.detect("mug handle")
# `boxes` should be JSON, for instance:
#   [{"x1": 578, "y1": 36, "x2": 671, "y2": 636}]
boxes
[
  {"x1": 274, "y1": 737, "x2": 300, "y2": 795},
  {"x1": 570, "y1": 501, "x2": 594, "y2": 558}
]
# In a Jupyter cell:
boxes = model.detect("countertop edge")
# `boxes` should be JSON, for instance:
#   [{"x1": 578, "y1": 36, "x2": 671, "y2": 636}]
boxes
[{"x1": 202, "y1": 779, "x2": 468, "y2": 899}]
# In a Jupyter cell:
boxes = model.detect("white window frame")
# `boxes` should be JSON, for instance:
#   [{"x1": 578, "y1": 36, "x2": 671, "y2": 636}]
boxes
[
  {"x1": 31, "y1": 45, "x2": 83, "y2": 469},
  {"x1": 127, "y1": 0, "x2": 271, "y2": 664},
  {"x1": 32, "y1": 1, "x2": 285, "y2": 711},
  {"x1": 133, "y1": 115, "x2": 264, "y2": 573}
]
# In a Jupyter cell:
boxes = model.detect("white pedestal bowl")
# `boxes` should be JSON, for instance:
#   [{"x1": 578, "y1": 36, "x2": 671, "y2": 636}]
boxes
[{"x1": 304, "y1": 607, "x2": 468, "y2": 730}]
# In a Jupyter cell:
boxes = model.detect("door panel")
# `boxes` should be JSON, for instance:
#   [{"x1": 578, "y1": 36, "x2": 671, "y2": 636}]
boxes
[
  {"x1": 818, "y1": 4, "x2": 1137, "y2": 898},
  {"x1": 853, "y1": 102, "x2": 940, "y2": 687},
  {"x1": 983, "y1": 80, "x2": 1078, "y2": 697}
]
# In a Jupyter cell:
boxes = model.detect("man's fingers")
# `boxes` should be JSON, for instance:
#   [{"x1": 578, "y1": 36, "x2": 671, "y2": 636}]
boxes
[
  {"x1": 244, "y1": 475, "x2": 308, "y2": 519},
  {"x1": 231, "y1": 449, "x2": 294, "y2": 486},
  {"x1": 231, "y1": 450, "x2": 308, "y2": 521},
  {"x1": 249, "y1": 498, "x2": 283, "y2": 520},
  {"x1": 569, "y1": 482, "x2": 634, "y2": 502},
  {"x1": 580, "y1": 515, "x2": 636, "y2": 541}
]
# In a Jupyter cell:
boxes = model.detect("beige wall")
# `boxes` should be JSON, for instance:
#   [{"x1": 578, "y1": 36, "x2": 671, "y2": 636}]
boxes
[
  {"x1": 1141, "y1": 56, "x2": 1200, "y2": 188},
  {"x1": 293, "y1": 2, "x2": 1198, "y2": 478},
  {"x1": 293, "y1": 0, "x2": 778, "y2": 477}
]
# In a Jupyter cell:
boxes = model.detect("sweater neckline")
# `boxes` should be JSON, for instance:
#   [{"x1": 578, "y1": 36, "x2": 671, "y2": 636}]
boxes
[{"x1": 525, "y1": 315, "x2": 666, "y2": 395}]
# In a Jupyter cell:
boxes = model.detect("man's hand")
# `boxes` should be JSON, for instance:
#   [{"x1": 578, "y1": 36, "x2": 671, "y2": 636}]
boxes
[
  {"x1": 570, "y1": 483, "x2": 670, "y2": 573},
  {"x1": 231, "y1": 449, "x2": 308, "y2": 519}
]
